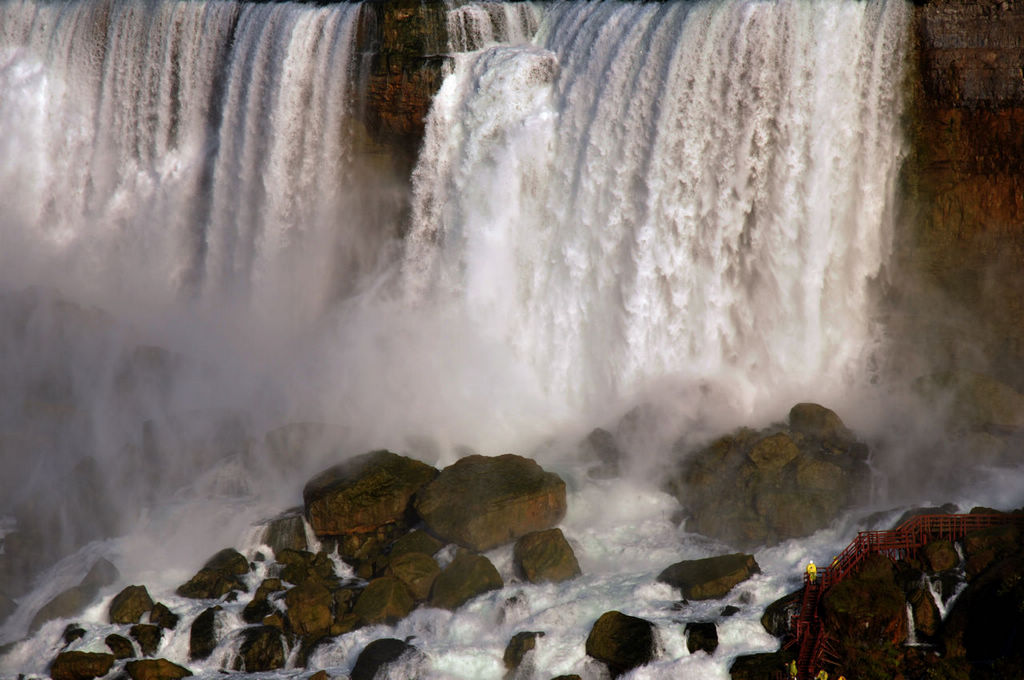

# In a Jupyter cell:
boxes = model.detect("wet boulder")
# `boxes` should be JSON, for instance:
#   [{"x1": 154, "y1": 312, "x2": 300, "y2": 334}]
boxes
[
  {"x1": 50, "y1": 651, "x2": 115, "y2": 680},
  {"x1": 729, "y1": 652, "x2": 788, "y2": 680},
  {"x1": 130, "y1": 623, "x2": 162, "y2": 656},
  {"x1": 352, "y1": 576, "x2": 415, "y2": 626},
  {"x1": 188, "y1": 606, "x2": 221, "y2": 662},
  {"x1": 429, "y1": 549, "x2": 503, "y2": 610},
  {"x1": 109, "y1": 585, "x2": 154, "y2": 624},
  {"x1": 106, "y1": 633, "x2": 136, "y2": 659},
  {"x1": 303, "y1": 450, "x2": 437, "y2": 536},
  {"x1": 234, "y1": 625, "x2": 286, "y2": 672},
  {"x1": 148, "y1": 602, "x2": 179, "y2": 630},
  {"x1": 664, "y1": 403, "x2": 870, "y2": 548},
  {"x1": 504, "y1": 631, "x2": 544, "y2": 673},
  {"x1": 513, "y1": 528, "x2": 581, "y2": 584},
  {"x1": 585, "y1": 611, "x2": 655, "y2": 677},
  {"x1": 351, "y1": 638, "x2": 421, "y2": 680},
  {"x1": 277, "y1": 549, "x2": 336, "y2": 586},
  {"x1": 761, "y1": 590, "x2": 800, "y2": 637},
  {"x1": 414, "y1": 454, "x2": 567, "y2": 551},
  {"x1": 963, "y1": 523, "x2": 1020, "y2": 577},
  {"x1": 685, "y1": 621, "x2": 718, "y2": 654},
  {"x1": 124, "y1": 658, "x2": 193, "y2": 680},
  {"x1": 388, "y1": 529, "x2": 444, "y2": 559},
  {"x1": 259, "y1": 508, "x2": 308, "y2": 554},
  {"x1": 385, "y1": 551, "x2": 440, "y2": 601},
  {"x1": 284, "y1": 579, "x2": 334, "y2": 639},
  {"x1": 175, "y1": 548, "x2": 249, "y2": 599},
  {"x1": 242, "y1": 578, "x2": 284, "y2": 624},
  {"x1": 922, "y1": 539, "x2": 959, "y2": 572},
  {"x1": 657, "y1": 553, "x2": 760, "y2": 600}
]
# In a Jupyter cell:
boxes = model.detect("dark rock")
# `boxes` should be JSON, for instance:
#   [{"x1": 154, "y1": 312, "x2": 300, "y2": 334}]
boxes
[
  {"x1": 309, "y1": 672, "x2": 330, "y2": 680},
  {"x1": 729, "y1": 651, "x2": 788, "y2": 680},
  {"x1": 62, "y1": 624, "x2": 86, "y2": 646},
  {"x1": 385, "y1": 551, "x2": 440, "y2": 601},
  {"x1": 148, "y1": 603, "x2": 179, "y2": 630},
  {"x1": 503, "y1": 631, "x2": 544, "y2": 672},
  {"x1": 657, "y1": 553, "x2": 760, "y2": 600},
  {"x1": 105, "y1": 633, "x2": 135, "y2": 659},
  {"x1": 260, "y1": 509, "x2": 308, "y2": 555},
  {"x1": 130, "y1": 623, "x2": 161, "y2": 656},
  {"x1": 243, "y1": 578, "x2": 284, "y2": 623},
  {"x1": 513, "y1": 529, "x2": 581, "y2": 584},
  {"x1": 580, "y1": 428, "x2": 623, "y2": 478},
  {"x1": 551, "y1": 676, "x2": 582, "y2": 680},
  {"x1": 235, "y1": 626, "x2": 285, "y2": 672},
  {"x1": 175, "y1": 568, "x2": 243, "y2": 600},
  {"x1": 50, "y1": 651, "x2": 115, "y2": 680},
  {"x1": 685, "y1": 621, "x2": 718, "y2": 654},
  {"x1": 942, "y1": 551, "x2": 1024, "y2": 669},
  {"x1": 278, "y1": 548, "x2": 336, "y2": 586},
  {"x1": 188, "y1": 606, "x2": 221, "y2": 662},
  {"x1": 907, "y1": 583, "x2": 941, "y2": 639},
  {"x1": 351, "y1": 638, "x2": 420, "y2": 680},
  {"x1": 353, "y1": 576, "x2": 415, "y2": 626},
  {"x1": 665, "y1": 404, "x2": 870, "y2": 548},
  {"x1": 284, "y1": 579, "x2": 334, "y2": 639},
  {"x1": 429, "y1": 549, "x2": 503, "y2": 610},
  {"x1": 303, "y1": 450, "x2": 437, "y2": 536},
  {"x1": 761, "y1": 590, "x2": 800, "y2": 637},
  {"x1": 201, "y1": 548, "x2": 249, "y2": 576},
  {"x1": 388, "y1": 530, "x2": 444, "y2": 559},
  {"x1": 585, "y1": 611, "x2": 655, "y2": 678},
  {"x1": 720, "y1": 605, "x2": 741, "y2": 617},
  {"x1": 414, "y1": 454, "x2": 567, "y2": 551},
  {"x1": 963, "y1": 524, "x2": 1020, "y2": 577},
  {"x1": 109, "y1": 585, "x2": 154, "y2": 624},
  {"x1": 123, "y1": 658, "x2": 193, "y2": 680},
  {"x1": 922, "y1": 539, "x2": 959, "y2": 572}
]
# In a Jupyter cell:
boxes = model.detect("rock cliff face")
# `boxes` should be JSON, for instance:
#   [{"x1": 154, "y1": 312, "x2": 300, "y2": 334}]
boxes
[{"x1": 900, "y1": 0, "x2": 1024, "y2": 385}]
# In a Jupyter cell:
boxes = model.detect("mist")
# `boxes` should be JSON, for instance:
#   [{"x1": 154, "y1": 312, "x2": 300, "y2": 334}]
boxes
[{"x1": 1, "y1": 0, "x2": 1022, "y2": 669}]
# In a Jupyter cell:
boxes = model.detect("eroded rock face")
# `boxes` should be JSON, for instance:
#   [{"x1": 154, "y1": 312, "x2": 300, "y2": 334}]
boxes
[
  {"x1": 585, "y1": 611, "x2": 655, "y2": 678},
  {"x1": 657, "y1": 553, "x2": 760, "y2": 601},
  {"x1": 414, "y1": 454, "x2": 567, "y2": 551},
  {"x1": 665, "y1": 404, "x2": 870, "y2": 548},
  {"x1": 303, "y1": 450, "x2": 437, "y2": 536}
]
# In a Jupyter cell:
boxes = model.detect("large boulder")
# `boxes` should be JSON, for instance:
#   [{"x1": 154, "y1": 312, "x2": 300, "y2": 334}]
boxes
[
  {"x1": 277, "y1": 549, "x2": 336, "y2": 586},
  {"x1": 106, "y1": 633, "x2": 136, "y2": 659},
  {"x1": 50, "y1": 651, "x2": 115, "y2": 680},
  {"x1": 664, "y1": 403, "x2": 870, "y2": 548},
  {"x1": 124, "y1": 659, "x2": 193, "y2": 680},
  {"x1": 302, "y1": 450, "x2": 437, "y2": 536},
  {"x1": 188, "y1": 606, "x2": 221, "y2": 662},
  {"x1": 585, "y1": 611, "x2": 655, "y2": 677},
  {"x1": 284, "y1": 579, "x2": 334, "y2": 638},
  {"x1": 385, "y1": 552, "x2": 440, "y2": 601},
  {"x1": 175, "y1": 548, "x2": 248, "y2": 599},
  {"x1": 761, "y1": 590, "x2": 800, "y2": 638},
  {"x1": 429, "y1": 549, "x2": 503, "y2": 610},
  {"x1": 513, "y1": 529, "x2": 581, "y2": 584},
  {"x1": 657, "y1": 553, "x2": 760, "y2": 600},
  {"x1": 130, "y1": 623, "x2": 162, "y2": 656},
  {"x1": 352, "y1": 576, "x2": 415, "y2": 626},
  {"x1": 351, "y1": 638, "x2": 421, "y2": 680},
  {"x1": 110, "y1": 585, "x2": 154, "y2": 624},
  {"x1": 414, "y1": 454, "x2": 567, "y2": 551},
  {"x1": 259, "y1": 509, "x2": 308, "y2": 554},
  {"x1": 234, "y1": 626, "x2": 286, "y2": 672}
]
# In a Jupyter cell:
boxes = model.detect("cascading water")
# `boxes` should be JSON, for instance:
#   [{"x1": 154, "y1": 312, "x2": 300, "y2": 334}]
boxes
[
  {"x1": 408, "y1": 0, "x2": 909, "y2": 418},
  {"x1": 8, "y1": 0, "x2": 1002, "y2": 678}
]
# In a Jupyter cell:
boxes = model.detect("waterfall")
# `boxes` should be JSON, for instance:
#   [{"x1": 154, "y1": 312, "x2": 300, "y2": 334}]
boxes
[
  {"x1": 409, "y1": 0, "x2": 909, "y2": 415},
  {"x1": 0, "y1": 0, "x2": 372, "y2": 320}
]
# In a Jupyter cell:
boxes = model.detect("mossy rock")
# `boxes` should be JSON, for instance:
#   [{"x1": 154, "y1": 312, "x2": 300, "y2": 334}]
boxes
[
  {"x1": 284, "y1": 579, "x2": 334, "y2": 639},
  {"x1": 110, "y1": 585, "x2": 154, "y2": 624},
  {"x1": 353, "y1": 576, "x2": 415, "y2": 626},
  {"x1": 429, "y1": 550, "x2": 503, "y2": 610},
  {"x1": 50, "y1": 651, "x2": 115, "y2": 680},
  {"x1": 513, "y1": 528, "x2": 581, "y2": 584},
  {"x1": 124, "y1": 658, "x2": 193, "y2": 680},
  {"x1": 657, "y1": 553, "x2": 760, "y2": 600},
  {"x1": 385, "y1": 551, "x2": 440, "y2": 601},
  {"x1": 303, "y1": 450, "x2": 437, "y2": 536},
  {"x1": 388, "y1": 530, "x2": 444, "y2": 559},
  {"x1": 414, "y1": 454, "x2": 567, "y2": 552},
  {"x1": 106, "y1": 633, "x2": 136, "y2": 659},
  {"x1": 584, "y1": 611, "x2": 655, "y2": 678}
]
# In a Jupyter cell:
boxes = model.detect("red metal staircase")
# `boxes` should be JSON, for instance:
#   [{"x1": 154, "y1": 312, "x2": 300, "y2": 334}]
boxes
[{"x1": 778, "y1": 512, "x2": 1024, "y2": 680}]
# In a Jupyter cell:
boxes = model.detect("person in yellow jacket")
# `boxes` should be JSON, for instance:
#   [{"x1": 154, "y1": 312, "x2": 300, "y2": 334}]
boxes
[
  {"x1": 788, "y1": 659, "x2": 798, "y2": 679},
  {"x1": 815, "y1": 670, "x2": 828, "y2": 680},
  {"x1": 806, "y1": 560, "x2": 817, "y2": 583}
]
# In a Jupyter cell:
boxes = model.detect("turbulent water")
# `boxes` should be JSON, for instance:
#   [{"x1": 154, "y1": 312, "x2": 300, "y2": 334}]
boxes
[{"x1": 4, "y1": 0, "x2": 1017, "y2": 678}]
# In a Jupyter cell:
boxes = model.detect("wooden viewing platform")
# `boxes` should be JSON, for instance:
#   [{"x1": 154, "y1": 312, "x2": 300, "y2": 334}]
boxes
[{"x1": 777, "y1": 512, "x2": 1024, "y2": 680}]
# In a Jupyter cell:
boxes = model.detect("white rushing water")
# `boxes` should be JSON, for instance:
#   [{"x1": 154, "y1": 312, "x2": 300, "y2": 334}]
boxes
[{"x1": 10, "y1": 0, "x2": 1014, "y2": 679}]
